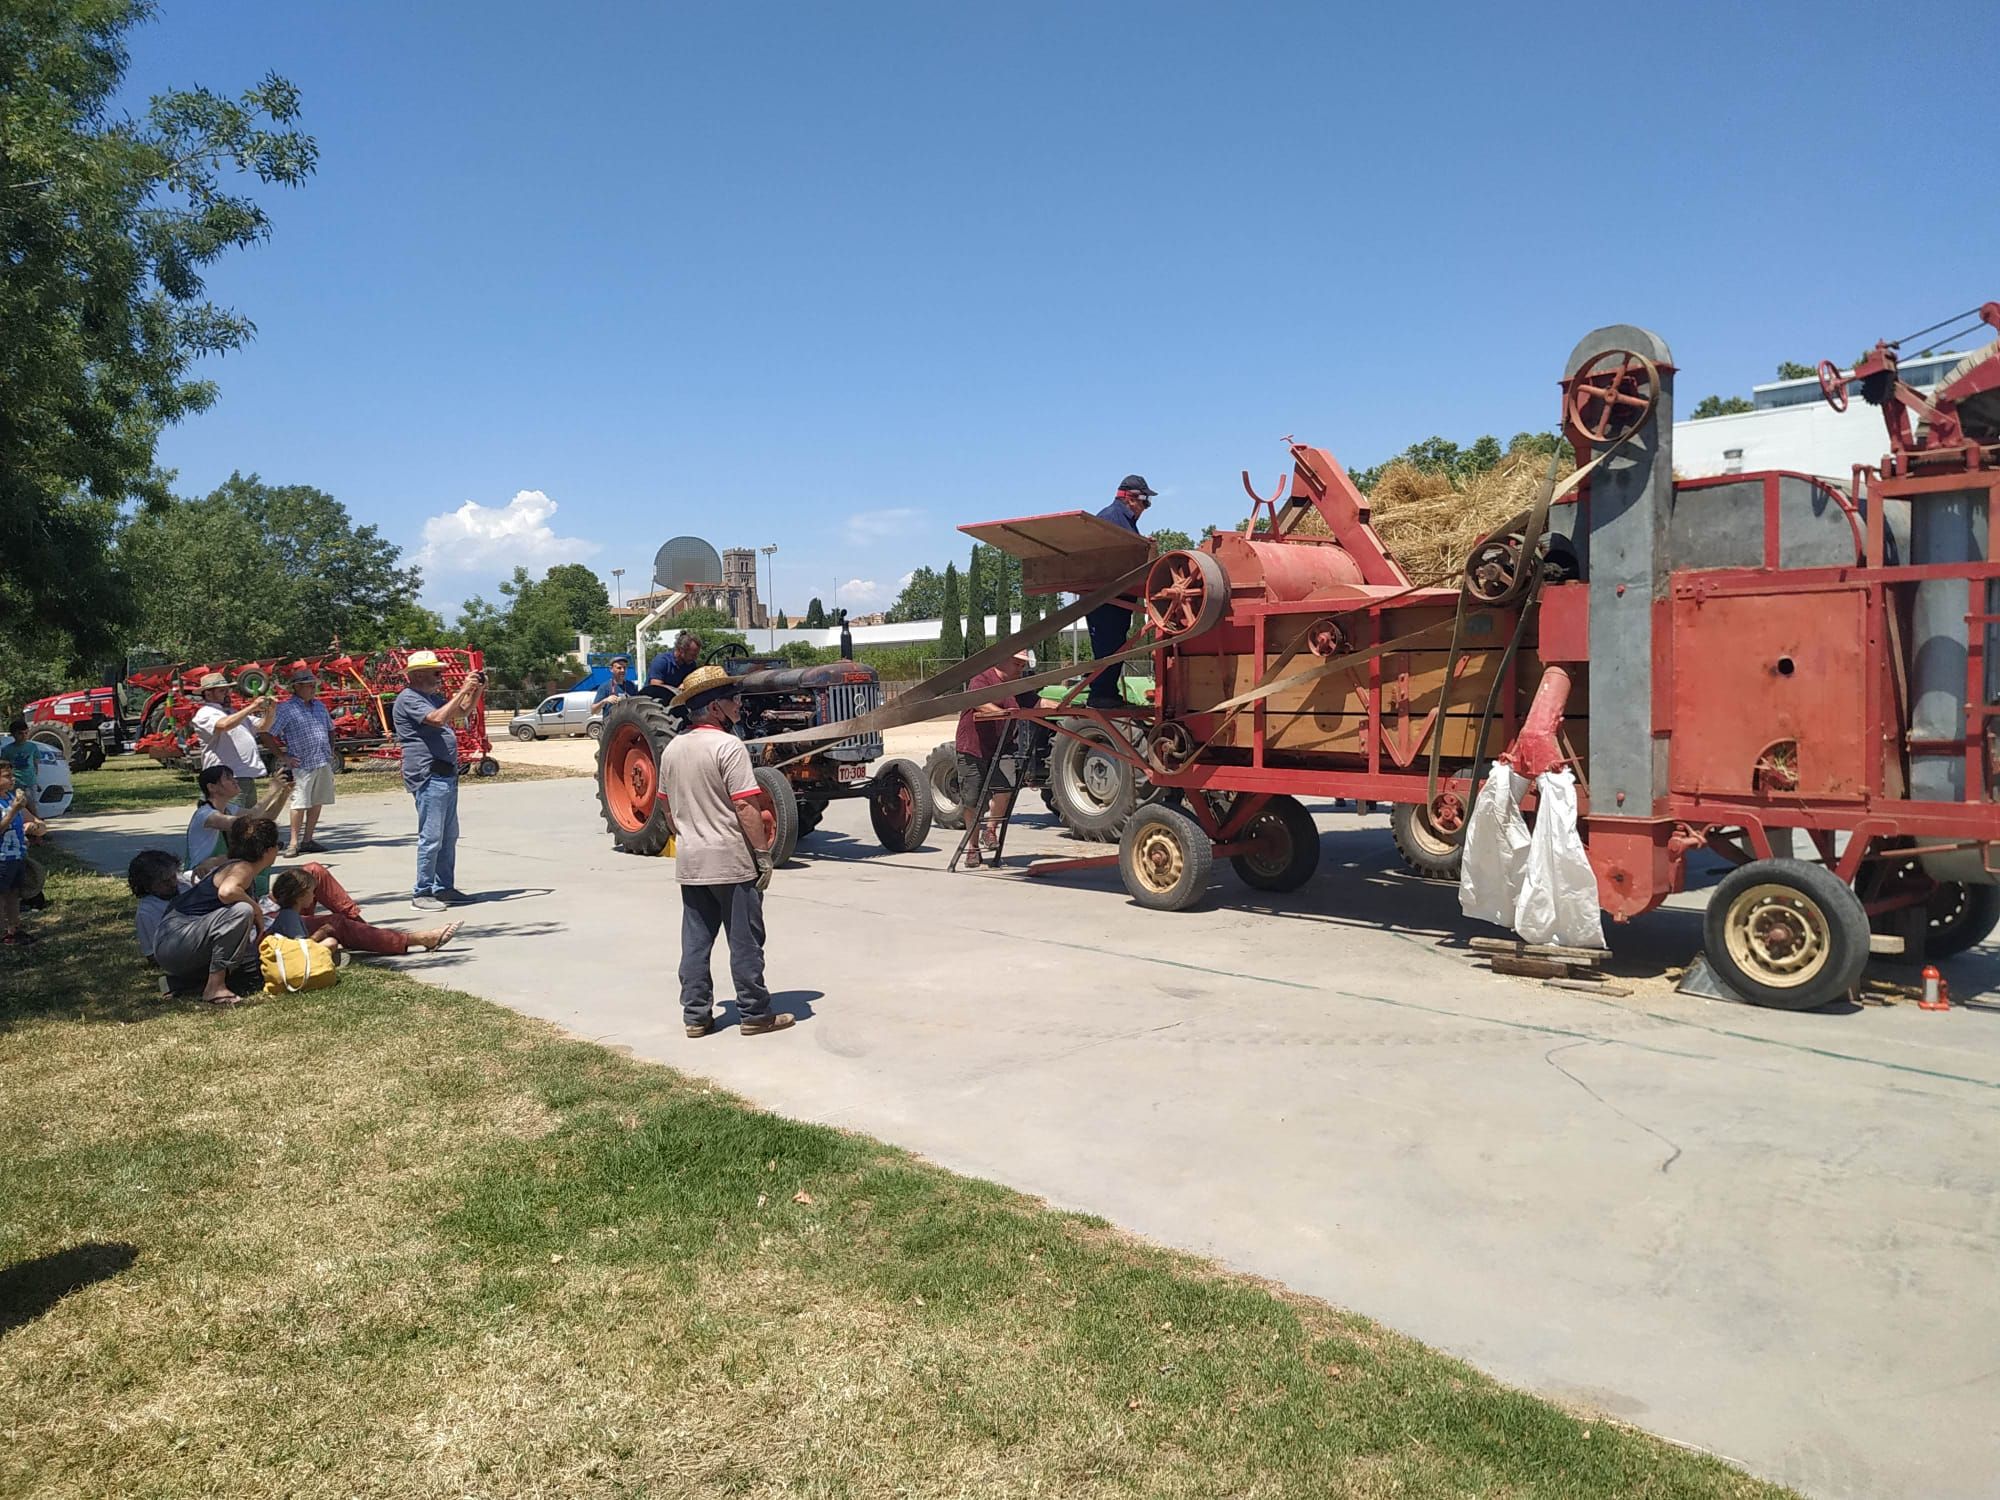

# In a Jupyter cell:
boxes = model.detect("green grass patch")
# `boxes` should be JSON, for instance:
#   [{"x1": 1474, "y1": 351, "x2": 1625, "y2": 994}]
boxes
[
  {"x1": 67, "y1": 753, "x2": 583, "y2": 815},
  {"x1": 0, "y1": 851, "x2": 1794, "y2": 1499}
]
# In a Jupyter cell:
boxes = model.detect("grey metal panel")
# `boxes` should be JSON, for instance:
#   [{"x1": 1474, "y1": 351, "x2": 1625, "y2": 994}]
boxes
[
  {"x1": 1909, "y1": 489, "x2": 1987, "y2": 802},
  {"x1": 1570, "y1": 325, "x2": 1675, "y2": 816},
  {"x1": 1776, "y1": 476, "x2": 1866, "y2": 568},
  {"x1": 1669, "y1": 481, "x2": 1764, "y2": 570}
]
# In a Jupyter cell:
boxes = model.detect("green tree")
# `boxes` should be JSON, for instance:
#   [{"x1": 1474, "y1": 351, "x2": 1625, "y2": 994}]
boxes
[
  {"x1": 964, "y1": 548, "x2": 987, "y2": 653},
  {"x1": 455, "y1": 568, "x2": 573, "y2": 696},
  {"x1": 208, "y1": 473, "x2": 423, "y2": 651},
  {"x1": 537, "y1": 562, "x2": 616, "y2": 645},
  {"x1": 1, "y1": 1, "x2": 315, "y2": 665},
  {"x1": 1690, "y1": 394, "x2": 1755, "y2": 419},
  {"x1": 804, "y1": 597, "x2": 827, "y2": 628},
  {"x1": 1018, "y1": 585, "x2": 1043, "y2": 636},
  {"x1": 1776, "y1": 361, "x2": 1816, "y2": 381},
  {"x1": 886, "y1": 565, "x2": 948, "y2": 623},
  {"x1": 1148, "y1": 527, "x2": 1194, "y2": 554},
  {"x1": 117, "y1": 493, "x2": 295, "y2": 662},
  {"x1": 939, "y1": 564, "x2": 964, "y2": 658},
  {"x1": 993, "y1": 555, "x2": 1012, "y2": 641}
]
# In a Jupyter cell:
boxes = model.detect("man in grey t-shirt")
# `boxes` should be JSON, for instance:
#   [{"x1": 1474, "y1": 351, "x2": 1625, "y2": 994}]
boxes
[
  {"x1": 391, "y1": 650, "x2": 483, "y2": 909},
  {"x1": 659, "y1": 665, "x2": 789, "y2": 1039}
]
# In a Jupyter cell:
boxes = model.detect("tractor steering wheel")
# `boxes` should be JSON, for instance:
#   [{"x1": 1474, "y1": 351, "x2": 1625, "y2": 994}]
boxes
[
  {"x1": 1817, "y1": 360, "x2": 1849, "y2": 412},
  {"x1": 703, "y1": 640, "x2": 750, "y2": 665}
]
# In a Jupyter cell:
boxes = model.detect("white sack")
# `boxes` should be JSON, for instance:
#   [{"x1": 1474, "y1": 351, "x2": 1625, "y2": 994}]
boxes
[
  {"x1": 1515, "y1": 769, "x2": 1606, "y2": 950},
  {"x1": 1458, "y1": 767, "x2": 1532, "y2": 927}
]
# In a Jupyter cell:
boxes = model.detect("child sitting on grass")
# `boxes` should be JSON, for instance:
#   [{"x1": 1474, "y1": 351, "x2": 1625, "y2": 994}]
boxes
[
  {"x1": 0, "y1": 759, "x2": 48, "y2": 947},
  {"x1": 268, "y1": 866, "x2": 459, "y2": 956},
  {"x1": 129, "y1": 848, "x2": 195, "y2": 972}
]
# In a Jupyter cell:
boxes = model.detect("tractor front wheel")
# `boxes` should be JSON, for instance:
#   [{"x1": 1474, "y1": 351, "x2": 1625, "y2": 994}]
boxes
[
  {"x1": 924, "y1": 743, "x2": 967, "y2": 830},
  {"x1": 1119, "y1": 804, "x2": 1213, "y2": 911},
  {"x1": 754, "y1": 767, "x2": 799, "y2": 867},
  {"x1": 869, "y1": 757, "x2": 934, "y2": 853},
  {"x1": 1705, "y1": 858, "x2": 1869, "y2": 1010}
]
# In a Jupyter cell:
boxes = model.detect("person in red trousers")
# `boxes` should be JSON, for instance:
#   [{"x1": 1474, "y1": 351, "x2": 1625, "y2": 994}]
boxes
[{"x1": 268, "y1": 864, "x2": 459, "y2": 956}]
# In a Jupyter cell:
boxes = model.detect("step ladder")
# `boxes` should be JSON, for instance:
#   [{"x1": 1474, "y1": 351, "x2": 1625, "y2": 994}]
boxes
[{"x1": 949, "y1": 719, "x2": 1027, "y2": 872}]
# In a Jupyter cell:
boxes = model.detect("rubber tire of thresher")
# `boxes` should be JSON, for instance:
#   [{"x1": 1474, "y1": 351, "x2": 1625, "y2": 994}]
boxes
[
  {"x1": 511, "y1": 723, "x2": 538, "y2": 741},
  {"x1": 1052, "y1": 720, "x2": 1141, "y2": 842},
  {"x1": 1118, "y1": 803, "x2": 1214, "y2": 912},
  {"x1": 1391, "y1": 801, "x2": 1463, "y2": 881},
  {"x1": 475, "y1": 756, "x2": 499, "y2": 777},
  {"x1": 1703, "y1": 858, "x2": 1871, "y2": 1011},
  {"x1": 1231, "y1": 795, "x2": 1322, "y2": 894},
  {"x1": 755, "y1": 766, "x2": 799, "y2": 868},
  {"x1": 924, "y1": 742, "x2": 967, "y2": 830},
  {"x1": 597, "y1": 696, "x2": 678, "y2": 856},
  {"x1": 1923, "y1": 881, "x2": 2000, "y2": 959},
  {"x1": 78, "y1": 738, "x2": 106, "y2": 772},
  {"x1": 869, "y1": 757, "x2": 935, "y2": 853}
]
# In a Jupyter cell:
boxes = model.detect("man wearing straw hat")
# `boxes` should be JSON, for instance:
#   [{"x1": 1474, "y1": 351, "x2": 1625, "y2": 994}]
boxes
[
  {"x1": 189, "y1": 672, "x2": 277, "y2": 808},
  {"x1": 659, "y1": 663, "x2": 789, "y2": 1038},
  {"x1": 392, "y1": 650, "x2": 484, "y2": 910}
]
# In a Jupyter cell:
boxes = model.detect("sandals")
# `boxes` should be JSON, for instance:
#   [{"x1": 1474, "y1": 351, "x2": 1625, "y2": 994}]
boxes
[{"x1": 740, "y1": 1013, "x2": 796, "y2": 1037}]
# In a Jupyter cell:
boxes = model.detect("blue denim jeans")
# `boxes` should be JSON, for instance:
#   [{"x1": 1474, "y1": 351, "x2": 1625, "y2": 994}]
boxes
[{"x1": 412, "y1": 774, "x2": 460, "y2": 896}]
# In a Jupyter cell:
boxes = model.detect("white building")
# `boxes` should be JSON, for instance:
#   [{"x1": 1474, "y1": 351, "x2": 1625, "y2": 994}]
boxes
[{"x1": 1674, "y1": 352, "x2": 1973, "y2": 482}]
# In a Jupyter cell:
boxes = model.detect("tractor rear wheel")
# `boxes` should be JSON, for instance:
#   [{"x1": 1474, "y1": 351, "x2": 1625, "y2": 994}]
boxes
[
  {"x1": 1391, "y1": 801, "x2": 1462, "y2": 881},
  {"x1": 596, "y1": 697, "x2": 677, "y2": 855},
  {"x1": 1119, "y1": 804, "x2": 1213, "y2": 911},
  {"x1": 924, "y1": 742, "x2": 966, "y2": 830},
  {"x1": 1924, "y1": 880, "x2": 2000, "y2": 958},
  {"x1": 797, "y1": 801, "x2": 825, "y2": 840},
  {"x1": 77, "y1": 738, "x2": 106, "y2": 772},
  {"x1": 869, "y1": 757, "x2": 934, "y2": 853},
  {"x1": 1231, "y1": 795, "x2": 1321, "y2": 893},
  {"x1": 754, "y1": 767, "x2": 799, "y2": 867},
  {"x1": 1053, "y1": 720, "x2": 1140, "y2": 842},
  {"x1": 1705, "y1": 858, "x2": 1870, "y2": 1010}
]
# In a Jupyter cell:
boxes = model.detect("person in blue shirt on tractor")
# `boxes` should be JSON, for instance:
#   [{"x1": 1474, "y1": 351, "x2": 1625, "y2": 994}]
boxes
[
  {"x1": 593, "y1": 654, "x2": 639, "y2": 705},
  {"x1": 645, "y1": 632, "x2": 703, "y2": 704},
  {"x1": 1085, "y1": 473, "x2": 1155, "y2": 709}
]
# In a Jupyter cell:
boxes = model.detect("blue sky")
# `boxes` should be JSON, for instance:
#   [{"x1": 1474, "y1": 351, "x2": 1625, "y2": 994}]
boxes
[{"x1": 126, "y1": 1, "x2": 2000, "y2": 620}]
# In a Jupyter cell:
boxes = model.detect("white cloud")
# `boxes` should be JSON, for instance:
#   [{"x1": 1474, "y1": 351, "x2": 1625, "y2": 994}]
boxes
[
  {"x1": 844, "y1": 507, "x2": 921, "y2": 545},
  {"x1": 416, "y1": 489, "x2": 600, "y2": 573},
  {"x1": 835, "y1": 578, "x2": 886, "y2": 607}
]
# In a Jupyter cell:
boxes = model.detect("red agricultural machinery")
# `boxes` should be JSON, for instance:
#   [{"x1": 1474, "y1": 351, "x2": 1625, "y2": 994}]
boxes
[
  {"x1": 25, "y1": 645, "x2": 496, "y2": 775},
  {"x1": 942, "y1": 306, "x2": 2000, "y2": 1011}
]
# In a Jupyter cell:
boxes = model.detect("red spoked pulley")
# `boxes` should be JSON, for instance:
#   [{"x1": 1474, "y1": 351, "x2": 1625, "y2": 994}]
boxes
[
  {"x1": 1566, "y1": 349, "x2": 1661, "y2": 445},
  {"x1": 1143, "y1": 550, "x2": 1230, "y2": 640}
]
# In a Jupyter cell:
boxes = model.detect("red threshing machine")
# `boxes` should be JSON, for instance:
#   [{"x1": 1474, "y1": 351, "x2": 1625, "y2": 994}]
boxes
[
  {"x1": 119, "y1": 646, "x2": 496, "y2": 774},
  {"x1": 964, "y1": 308, "x2": 2000, "y2": 1011}
]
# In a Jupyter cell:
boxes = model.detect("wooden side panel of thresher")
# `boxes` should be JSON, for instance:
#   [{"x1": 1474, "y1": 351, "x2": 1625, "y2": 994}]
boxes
[{"x1": 1175, "y1": 606, "x2": 1588, "y2": 765}]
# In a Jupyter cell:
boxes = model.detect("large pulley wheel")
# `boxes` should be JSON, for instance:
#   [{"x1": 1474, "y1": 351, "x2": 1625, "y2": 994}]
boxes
[
  {"x1": 1464, "y1": 529, "x2": 1532, "y2": 603},
  {"x1": 596, "y1": 696, "x2": 678, "y2": 855},
  {"x1": 1566, "y1": 349, "x2": 1660, "y2": 446},
  {"x1": 1704, "y1": 858, "x2": 1869, "y2": 1010},
  {"x1": 1142, "y1": 550, "x2": 1229, "y2": 641}
]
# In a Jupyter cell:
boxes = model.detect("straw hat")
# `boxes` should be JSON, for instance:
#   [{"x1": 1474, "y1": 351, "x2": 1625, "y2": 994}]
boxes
[
  {"x1": 196, "y1": 671, "x2": 229, "y2": 691},
  {"x1": 404, "y1": 649, "x2": 446, "y2": 673},
  {"x1": 670, "y1": 664, "x2": 741, "y2": 708}
]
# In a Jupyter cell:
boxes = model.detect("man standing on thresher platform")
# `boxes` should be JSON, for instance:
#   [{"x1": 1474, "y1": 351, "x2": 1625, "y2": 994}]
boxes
[
  {"x1": 644, "y1": 631, "x2": 703, "y2": 704},
  {"x1": 190, "y1": 672, "x2": 276, "y2": 807},
  {"x1": 1085, "y1": 474, "x2": 1155, "y2": 708},
  {"x1": 658, "y1": 664, "x2": 789, "y2": 1038},
  {"x1": 274, "y1": 664, "x2": 338, "y2": 856},
  {"x1": 393, "y1": 650, "x2": 483, "y2": 911},
  {"x1": 957, "y1": 648, "x2": 1036, "y2": 867}
]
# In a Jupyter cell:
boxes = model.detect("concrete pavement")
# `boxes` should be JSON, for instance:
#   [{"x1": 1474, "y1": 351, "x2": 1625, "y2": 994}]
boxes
[{"x1": 58, "y1": 775, "x2": 2000, "y2": 1500}]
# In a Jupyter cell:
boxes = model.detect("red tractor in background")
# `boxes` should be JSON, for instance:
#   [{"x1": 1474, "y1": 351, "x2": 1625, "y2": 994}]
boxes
[{"x1": 22, "y1": 645, "x2": 497, "y2": 775}]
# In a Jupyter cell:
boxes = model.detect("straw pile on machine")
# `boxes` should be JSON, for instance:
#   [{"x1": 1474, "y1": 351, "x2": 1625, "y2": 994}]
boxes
[{"x1": 1289, "y1": 450, "x2": 1577, "y2": 581}]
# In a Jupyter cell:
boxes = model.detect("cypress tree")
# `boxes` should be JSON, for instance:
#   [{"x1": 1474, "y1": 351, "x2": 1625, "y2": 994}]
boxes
[
  {"x1": 939, "y1": 564, "x2": 964, "y2": 658},
  {"x1": 993, "y1": 554, "x2": 1012, "y2": 641},
  {"x1": 964, "y1": 547, "x2": 987, "y2": 653}
]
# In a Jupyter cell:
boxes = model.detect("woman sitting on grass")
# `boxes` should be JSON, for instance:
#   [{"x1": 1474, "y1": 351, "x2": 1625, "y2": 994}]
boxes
[
  {"x1": 186, "y1": 765, "x2": 293, "y2": 890},
  {"x1": 268, "y1": 865, "x2": 459, "y2": 957},
  {"x1": 152, "y1": 816, "x2": 285, "y2": 1005}
]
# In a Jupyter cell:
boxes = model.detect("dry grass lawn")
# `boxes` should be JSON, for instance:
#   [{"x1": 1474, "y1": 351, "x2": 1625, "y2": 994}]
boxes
[
  {"x1": 0, "y1": 853, "x2": 1794, "y2": 1499},
  {"x1": 67, "y1": 753, "x2": 584, "y2": 816}
]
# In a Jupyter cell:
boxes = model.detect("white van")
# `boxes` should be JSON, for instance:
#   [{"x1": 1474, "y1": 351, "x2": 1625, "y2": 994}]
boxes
[{"x1": 507, "y1": 690, "x2": 597, "y2": 740}]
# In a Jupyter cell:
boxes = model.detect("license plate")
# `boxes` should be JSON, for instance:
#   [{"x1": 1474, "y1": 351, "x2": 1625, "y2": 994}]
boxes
[{"x1": 837, "y1": 763, "x2": 868, "y2": 784}]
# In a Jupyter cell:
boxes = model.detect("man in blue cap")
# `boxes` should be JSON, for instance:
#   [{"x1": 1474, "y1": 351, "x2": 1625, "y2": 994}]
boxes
[
  {"x1": 1085, "y1": 474, "x2": 1155, "y2": 708},
  {"x1": 593, "y1": 654, "x2": 638, "y2": 705}
]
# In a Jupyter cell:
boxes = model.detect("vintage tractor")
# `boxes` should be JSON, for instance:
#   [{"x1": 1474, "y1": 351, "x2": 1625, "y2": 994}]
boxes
[
  {"x1": 950, "y1": 306, "x2": 2000, "y2": 1010},
  {"x1": 596, "y1": 653, "x2": 934, "y2": 863}
]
